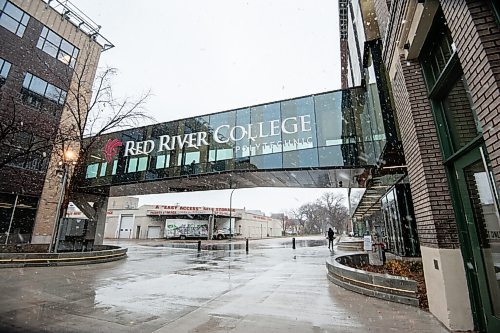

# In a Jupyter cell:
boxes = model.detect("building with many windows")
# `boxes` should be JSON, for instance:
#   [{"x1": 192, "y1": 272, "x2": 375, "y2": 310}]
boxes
[
  {"x1": 342, "y1": 0, "x2": 500, "y2": 331},
  {"x1": 0, "y1": 0, "x2": 111, "y2": 245}
]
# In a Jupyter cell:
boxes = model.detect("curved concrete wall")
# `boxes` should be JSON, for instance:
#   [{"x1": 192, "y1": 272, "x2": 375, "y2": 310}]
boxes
[
  {"x1": 326, "y1": 253, "x2": 419, "y2": 307},
  {"x1": 0, "y1": 245, "x2": 127, "y2": 268}
]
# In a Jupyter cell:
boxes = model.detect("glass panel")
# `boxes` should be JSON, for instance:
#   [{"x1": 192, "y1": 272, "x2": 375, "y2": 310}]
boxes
[
  {"x1": 40, "y1": 26, "x2": 48, "y2": 37},
  {"x1": 15, "y1": 22, "x2": 24, "y2": 36},
  {"x1": 42, "y1": 42, "x2": 58, "y2": 58},
  {"x1": 4, "y1": 2, "x2": 22, "y2": 20},
  {"x1": 137, "y1": 156, "x2": 148, "y2": 171},
  {"x1": 249, "y1": 152, "x2": 282, "y2": 169},
  {"x1": 29, "y1": 76, "x2": 47, "y2": 96},
  {"x1": 0, "y1": 0, "x2": 6, "y2": 10},
  {"x1": 250, "y1": 102, "x2": 282, "y2": 156},
  {"x1": 0, "y1": 14, "x2": 18, "y2": 34},
  {"x1": 318, "y1": 145, "x2": 348, "y2": 167},
  {"x1": 420, "y1": 14, "x2": 454, "y2": 90},
  {"x1": 46, "y1": 30, "x2": 61, "y2": 46},
  {"x1": 441, "y1": 76, "x2": 478, "y2": 151},
  {"x1": 156, "y1": 155, "x2": 166, "y2": 169},
  {"x1": 85, "y1": 163, "x2": 99, "y2": 179},
  {"x1": 283, "y1": 148, "x2": 318, "y2": 168},
  {"x1": 60, "y1": 39, "x2": 74, "y2": 55},
  {"x1": 112, "y1": 160, "x2": 117, "y2": 175},
  {"x1": 45, "y1": 84, "x2": 61, "y2": 102},
  {"x1": 22, "y1": 73, "x2": 32, "y2": 88},
  {"x1": 127, "y1": 158, "x2": 138, "y2": 173},
  {"x1": 211, "y1": 148, "x2": 233, "y2": 161},
  {"x1": 177, "y1": 151, "x2": 200, "y2": 166},
  {"x1": 464, "y1": 160, "x2": 500, "y2": 316},
  {"x1": 280, "y1": 97, "x2": 316, "y2": 152},
  {"x1": 99, "y1": 162, "x2": 107, "y2": 177},
  {"x1": 235, "y1": 108, "x2": 250, "y2": 158},
  {"x1": 0, "y1": 60, "x2": 10, "y2": 78},
  {"x1": 315, "y1": 92, "x2": 345, "y2": 147},
  {"x1": 21, "y1": 13, "x2": 28, "y2": 25},
  {"x1": 59, "y1": 90, "x2": 67, "y2": 105},
  {"x1": 57, "y1": 50, "x2": 71, "y2": 65}
]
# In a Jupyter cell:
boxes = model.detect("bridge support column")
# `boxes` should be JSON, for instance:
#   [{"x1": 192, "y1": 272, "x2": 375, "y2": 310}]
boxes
[
  {"x1": 71, "y1": 193, "x2": 109, "y2": 246},
  {"x1": 93, "y1": 197, "x2": 108, "y2": 245}
]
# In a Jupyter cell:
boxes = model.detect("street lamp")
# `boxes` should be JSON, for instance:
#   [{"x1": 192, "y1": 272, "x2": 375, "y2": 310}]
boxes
[
  {"x1": 48, "y1": 148, "x2": 76, "y2": 253},
  {"x1": 229, "y1": 188, "x2": 236, "y2": 239}
]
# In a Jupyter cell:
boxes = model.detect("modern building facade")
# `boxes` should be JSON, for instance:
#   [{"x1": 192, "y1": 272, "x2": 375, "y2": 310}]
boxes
[
  {"x1": 0, "y1": 0, "x2": 111, "y2": 245},
  {"x1": 342, "y1": 0, "x2": 500, "y2": 331}
]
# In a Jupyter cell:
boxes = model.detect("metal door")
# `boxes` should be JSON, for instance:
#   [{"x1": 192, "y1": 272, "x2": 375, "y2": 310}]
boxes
[{"x1": 118, "y1": 215, "x2": 134, "y2": 239}]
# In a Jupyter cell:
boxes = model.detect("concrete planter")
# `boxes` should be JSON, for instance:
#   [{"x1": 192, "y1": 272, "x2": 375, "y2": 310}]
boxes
[
  {"x1": 326, "y1": 252, "x2": 419, "y2": 307},
  {"x1": 0, "y1": 245, "x2": 127, "y2": 268}
]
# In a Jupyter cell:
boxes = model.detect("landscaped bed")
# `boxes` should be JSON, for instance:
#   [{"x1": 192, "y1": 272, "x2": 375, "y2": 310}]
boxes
[{"x1": 348, "y1": 259, "x2": 428, "y2": 310}]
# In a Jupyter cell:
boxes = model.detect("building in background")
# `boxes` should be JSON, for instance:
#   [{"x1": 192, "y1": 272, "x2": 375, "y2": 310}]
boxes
[
  {"x1": 342, "y1": 0, "x2": 500, "y2": 331},
  {"x1": 0, "y1": 0, "x2": 111, "y2": 245},
  {"x1": 67, "y1": 197, "x2": 283, "y2": 240}
]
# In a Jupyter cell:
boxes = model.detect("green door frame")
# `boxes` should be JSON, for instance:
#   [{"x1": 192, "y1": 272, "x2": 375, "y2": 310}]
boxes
[{"x1": 451, "y1": 147, "x2": 500, "y2": 332}]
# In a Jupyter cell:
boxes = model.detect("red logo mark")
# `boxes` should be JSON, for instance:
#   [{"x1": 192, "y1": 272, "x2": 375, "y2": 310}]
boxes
[{"x1": 102, "y1": 139, "x2": 123, "y2": 163}]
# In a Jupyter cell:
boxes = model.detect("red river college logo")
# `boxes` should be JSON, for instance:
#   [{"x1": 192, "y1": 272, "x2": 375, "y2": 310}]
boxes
[{"x1": 102, "y1": 139, "x2": 123, "y2": 163}]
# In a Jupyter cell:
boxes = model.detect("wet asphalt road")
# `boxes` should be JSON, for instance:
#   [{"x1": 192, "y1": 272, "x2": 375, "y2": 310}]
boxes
[{"x1": 0, "y1": 236, "x2": 448, "y2": 333}]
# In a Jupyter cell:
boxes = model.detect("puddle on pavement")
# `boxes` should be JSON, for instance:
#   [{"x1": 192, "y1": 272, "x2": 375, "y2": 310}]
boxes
[{"x1": 149, "y1": 239, "x2": 326, "y2": 251}]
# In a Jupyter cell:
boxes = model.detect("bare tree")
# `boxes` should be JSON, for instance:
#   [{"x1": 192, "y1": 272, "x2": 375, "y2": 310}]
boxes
[
  {"x1": 56, "y1": 52, "x2": 154, "y2": 166},
  {"x1": 0, "y1": 93, "x2": 60, "y2": 170},
  {"x1": 317, "y1": 192, "x2": 349, "y2": 233}
]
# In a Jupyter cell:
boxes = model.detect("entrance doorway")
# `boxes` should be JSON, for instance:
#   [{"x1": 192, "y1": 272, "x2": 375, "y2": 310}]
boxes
[{"x1": 455, "y1": 150, "x2": 500, "y2": 331}]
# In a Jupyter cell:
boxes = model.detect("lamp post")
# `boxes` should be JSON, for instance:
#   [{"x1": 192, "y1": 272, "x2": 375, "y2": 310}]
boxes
[
  {"x1": 48, "y1": 149, "x2": 75, "y2": 253},
  {"x1": 229, "y1": 188, "x2": 236, "y2": 240}
]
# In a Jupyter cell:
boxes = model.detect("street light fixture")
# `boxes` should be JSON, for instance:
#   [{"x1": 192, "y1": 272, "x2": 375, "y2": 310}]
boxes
[
  {"x1": 48, "y1": 148, "x2": 76, "y2": 253},
  {"x1": 229, "y1": 188, "x2": 236, "y2": 240}
]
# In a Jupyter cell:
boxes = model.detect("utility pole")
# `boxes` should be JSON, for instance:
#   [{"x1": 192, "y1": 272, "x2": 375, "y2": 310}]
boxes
[{"x1": 229, "y1": 188, "x2": 236, "y2": 239}]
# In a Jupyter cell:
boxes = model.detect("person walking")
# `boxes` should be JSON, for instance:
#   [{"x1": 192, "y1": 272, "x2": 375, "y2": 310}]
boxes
[{"x1": 327, "y1": 227, "x2": 334, "y2": 250}]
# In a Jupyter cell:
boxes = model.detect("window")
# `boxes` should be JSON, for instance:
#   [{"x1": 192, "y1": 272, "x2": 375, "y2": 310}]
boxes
[
  {"x1": 37, "y1": 26, "x2": 79, "y2": 68},
  {"x1": 22, "y1": 73, "x2": 67, "y2": 106},
  {"x1": 155, "y1": 154, "x2": 170, "y2": 169},
  {"x1": 85, "y1": 163, "x2": 99, "y2": 179},
  {"x1": 0, "y1": 0, "x2": 29, "y2": 37},
  {"x1": 0, "y1": 57, "x2": 11, "y2": 80},
  {"x1": 99, "y1": 162, "x2": 107, "y2": 177},
  {"x1": 127, "y1": 156, "x2": 148, "y2": 173}
]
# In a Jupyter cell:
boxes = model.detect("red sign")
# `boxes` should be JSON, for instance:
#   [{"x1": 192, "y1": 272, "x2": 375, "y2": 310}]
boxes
[{"x1": 102, "y1": 139, "x2": 123, "y2": 163}]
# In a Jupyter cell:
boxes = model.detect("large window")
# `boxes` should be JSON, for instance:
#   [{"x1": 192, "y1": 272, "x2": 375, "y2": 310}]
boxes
[
  {"x1": 0, "y1": 0, "x2": 29, "y2": 37},
  {"x1": 37, "y1": 27, "x2": 79, "y2": 68},
  {"x1": 22, "y1": 73, "x2": 67, "y2": 106}
]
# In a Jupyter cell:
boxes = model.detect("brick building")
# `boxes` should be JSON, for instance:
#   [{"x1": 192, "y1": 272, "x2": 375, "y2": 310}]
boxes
[
  {"x1": 342, "y1": 0, "x2": 499, "y2": 331},
  {"x1": 0, "y1": 0, "x2": 111, "y2": 245}
]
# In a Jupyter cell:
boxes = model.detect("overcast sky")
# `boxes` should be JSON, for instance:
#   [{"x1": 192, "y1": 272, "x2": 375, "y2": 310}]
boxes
[{"x1": 70, "y1": 0, "x2": 358, "y2": 214}]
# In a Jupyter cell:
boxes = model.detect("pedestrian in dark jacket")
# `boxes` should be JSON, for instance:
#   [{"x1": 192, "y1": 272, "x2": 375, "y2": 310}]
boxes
[{"x1": 328, "y1": 228, "x2": 334, "y2": 250}]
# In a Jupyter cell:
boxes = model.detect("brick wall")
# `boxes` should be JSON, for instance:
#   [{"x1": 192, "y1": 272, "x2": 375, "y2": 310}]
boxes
[
  {"x1": 373, "y1": 0, "x2": 460, "y2": 249},
  {"x1": 393, "y1": 59, "x2": 459, "y2": 248},
  {"x1": 441, "y1": 0, "x2": 500, "y2": 189}
]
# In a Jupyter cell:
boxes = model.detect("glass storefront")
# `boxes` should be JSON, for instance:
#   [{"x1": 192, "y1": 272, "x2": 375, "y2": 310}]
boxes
[
  {"x1": 380, "y1": 183, "x2": 419, "y2": 257},
  {"x1": 0, "y1": 193, "x2": 39, "y2": 244}
]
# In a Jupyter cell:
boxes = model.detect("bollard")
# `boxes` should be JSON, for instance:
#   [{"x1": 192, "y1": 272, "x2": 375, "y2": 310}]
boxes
[
  {"x1": 197, "y1": 240, "x2": 201, "y2": 252},
  {"x1": 292, "y1": 237, "x2": 296, "y2": 249},
  {"x1": 246, "y1": 238, "x2": 249, "y2": 253}
]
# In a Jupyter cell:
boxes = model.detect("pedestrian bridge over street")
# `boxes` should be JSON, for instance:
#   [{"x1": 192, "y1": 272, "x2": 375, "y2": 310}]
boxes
[{"x1": 74, "y1": 87, "x2": 400, "y2": 199}]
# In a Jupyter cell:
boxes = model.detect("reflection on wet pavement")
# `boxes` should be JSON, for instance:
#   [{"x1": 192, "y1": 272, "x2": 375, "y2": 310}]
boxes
[{"x1": 0, "y1": 236, "x2": 448, "y2": 333}]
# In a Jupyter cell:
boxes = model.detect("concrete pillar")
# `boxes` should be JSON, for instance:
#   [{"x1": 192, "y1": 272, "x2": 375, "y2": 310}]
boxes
[{"x1": 93, "y1": 197, "x2": 109, "y2": 245}]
